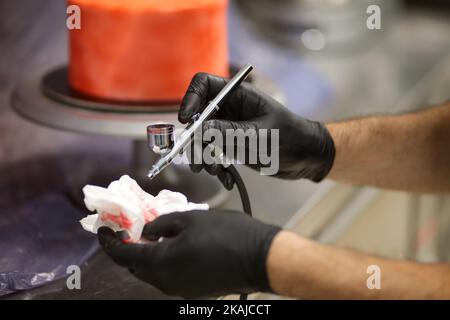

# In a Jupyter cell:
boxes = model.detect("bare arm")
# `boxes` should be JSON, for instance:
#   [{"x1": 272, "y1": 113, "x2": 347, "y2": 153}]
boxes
[
  {"x1": 326, "y1": 102, "x2": 450, "y2": 193},
  {"x1": 265, "y1": 103, "x2": 450, "y2": 299},
  {"x1": 267, "y1": 231, "x2": 450, "y2": 299}
]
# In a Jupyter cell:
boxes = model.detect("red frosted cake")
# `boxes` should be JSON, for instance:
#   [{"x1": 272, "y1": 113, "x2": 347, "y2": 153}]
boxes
[{"x1": 68, "y1": 0, "x2": 229, "y2": 103}]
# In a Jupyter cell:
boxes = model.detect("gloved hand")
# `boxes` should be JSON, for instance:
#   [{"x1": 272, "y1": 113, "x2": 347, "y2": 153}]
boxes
[
  {"x1": 98, "y1": 210, "x2": 281, "y2": 298},
  {"x1": 179, "y1": 73, "x2": 335, "y2": 189}
]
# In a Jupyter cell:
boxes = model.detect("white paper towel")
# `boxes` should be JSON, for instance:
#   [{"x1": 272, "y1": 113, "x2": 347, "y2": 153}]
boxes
[{"x1": 80, "y1": 175, "x2": 209, "y2": 242}]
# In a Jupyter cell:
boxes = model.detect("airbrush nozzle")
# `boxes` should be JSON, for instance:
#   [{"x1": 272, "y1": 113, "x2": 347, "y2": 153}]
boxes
[
  {"x1": 147, "y1": 167, "x2": 158, "y2": 179},
  {"x1": 147, "y1": 156, "x2": 169, "y2": 179}
]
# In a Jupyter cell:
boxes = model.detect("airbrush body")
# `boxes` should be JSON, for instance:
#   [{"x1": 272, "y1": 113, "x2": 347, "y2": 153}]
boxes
[{"x1": 147, "y1": 64, "x2": 253, "y2": 179}]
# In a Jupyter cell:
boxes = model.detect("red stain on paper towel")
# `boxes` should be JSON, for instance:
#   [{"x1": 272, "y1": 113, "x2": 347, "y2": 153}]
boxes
[
  {"x1": 144, "y1": 208, "x2": 159, "y2": 223},
  {"x1": 101, "y1": 212, "x2": 133, "y2": 230}
]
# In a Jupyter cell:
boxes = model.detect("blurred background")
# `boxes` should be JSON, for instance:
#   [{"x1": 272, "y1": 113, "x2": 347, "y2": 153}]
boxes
[{"x1": 0, "y1": 0, "x2": 449, "y2": 299}]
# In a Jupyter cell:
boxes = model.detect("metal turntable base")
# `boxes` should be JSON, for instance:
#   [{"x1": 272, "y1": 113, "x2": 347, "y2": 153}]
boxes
[
  {"x1": 11, "y1": 65, "x2": 284, "y2": 208},
  {"x1": 41, "y1": 67, "x2": 181, "y2": 114}
]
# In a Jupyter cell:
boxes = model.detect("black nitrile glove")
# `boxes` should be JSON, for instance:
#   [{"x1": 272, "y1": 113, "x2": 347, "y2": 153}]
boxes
[
  {"x1": 179, "y1": 73, "x2": 335, "y2": 189},
  {"x1": 98, "y1": 210, "x2": 281, "y2": 298}
]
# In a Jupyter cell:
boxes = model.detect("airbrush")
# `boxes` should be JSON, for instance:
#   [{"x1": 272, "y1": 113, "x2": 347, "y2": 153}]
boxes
[{"x1": 146, "y1": 63, "x2": 253, "y2": 180}]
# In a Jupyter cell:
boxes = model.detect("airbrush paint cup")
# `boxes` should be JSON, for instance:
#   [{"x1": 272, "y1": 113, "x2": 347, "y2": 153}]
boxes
[{"x1": 147, "y1": 123, "x2": 175, "y2": 155}]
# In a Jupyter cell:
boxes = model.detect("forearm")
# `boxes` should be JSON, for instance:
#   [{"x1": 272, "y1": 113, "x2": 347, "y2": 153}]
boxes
[
  {"x1": 325, "y1": 102, "x2": 450, "y2": 193},
  {"x1": 267, "y1": 231, "x2": 450, "y2": 299}
]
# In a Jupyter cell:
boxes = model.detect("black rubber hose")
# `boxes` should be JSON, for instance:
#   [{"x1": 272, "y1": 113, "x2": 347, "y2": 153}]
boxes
[
  {"x1": 223, "y1": 164, "x2": 252, "y2": 301},
  {"x1": 225, "y1": 165, "x2": 252, "y2": 216}
]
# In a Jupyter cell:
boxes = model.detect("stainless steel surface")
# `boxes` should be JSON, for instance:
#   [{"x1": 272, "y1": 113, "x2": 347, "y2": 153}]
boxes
[{"x1": 147, "y1": 64, "x2": 253, "y2": 180}]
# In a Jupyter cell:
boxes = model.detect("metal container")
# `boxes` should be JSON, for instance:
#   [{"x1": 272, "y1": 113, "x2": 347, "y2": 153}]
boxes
[{"x1": 146, "y1": 123, "x2": 175, "y2": 155}]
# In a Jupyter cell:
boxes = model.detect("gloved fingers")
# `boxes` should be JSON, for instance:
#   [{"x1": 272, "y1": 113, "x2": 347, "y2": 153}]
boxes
[
  {"x1": 187, "y1": 138, "x2": 203, "y2": 167},
  {"x1": 179, "y1": 73, "x2": 228, "y2": 124},
  {"x1": 203, "y1": 163, "x2": 221, "y2": 176},
  {"x1": 141, "y1": 213, "x2": 190, "y2": 241},
  {"x1": 129, "y1": 267, "x2": 154, "y2": 287},
  {"x1": 187, "y1": 145, "x2": 220, "y2": 174},
  {"x1": 203, "y1": 120, "x2": 260, "y2": 160},
  {"x1": 189, "y1": 163, "x2": 203, "y2": 173},
  {"x1": 203, "y1": 161, "x2": 236, "y2": 189},
  {"x1": 98, "y1": 227, "x2": 146, "y2": 268},
  {"x1": 130, "y1": 266, "x2": 174, "y2": 297},
  {"x1": 187, "y1": 140, "x2": 225, "y2": 176},
  {"x1": 203, "y1": 119, "x2": 239, "y2": 132},
  {"x1": 218, "y1": 169, "x2": 235, "y2": 190},
  {"x1": 188, "y1": 162, "x2": 235, "y2": 190},
  {"x1": 203, "y1": 119, "x2": 259, "y2": 144}
]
